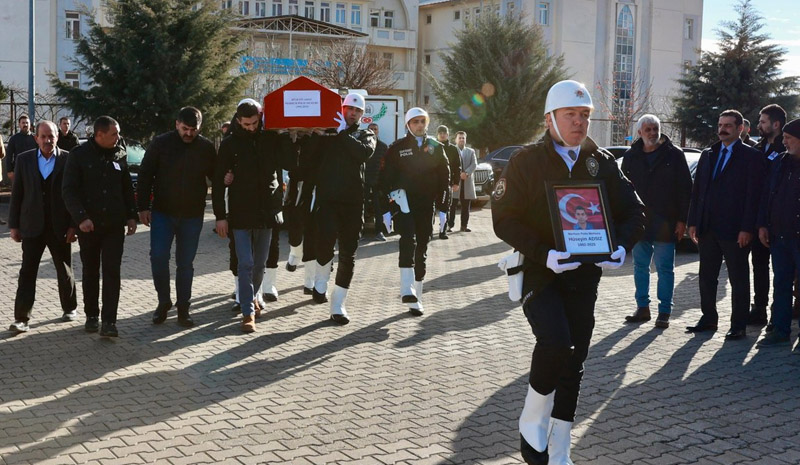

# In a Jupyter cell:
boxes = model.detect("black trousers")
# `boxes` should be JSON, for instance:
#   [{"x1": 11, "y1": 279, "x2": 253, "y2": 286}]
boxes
[
  {"x1": 448, "y1": 181, "x2": 471, "y2": 229},
  {"x1": 364, "y1": 184, "x2": 388, "y2": 235},
  {"x1": 14, "y1": 231, "x2": 78, "y2": 322},
  {"x1": 751, "y1": 237, "x2": 770, "y2": 310},
  {"x1": 396, "y1": 202, "x2": 433, "y2": 281},
  {"x1": 522, "y1": 276, "x2": 598, "y2": 422},
  {"x1": 698, "y1": 231, "x2": 751, "y2": 330},
  {"x1": 266, "y1": 227, "x2": 280, "y2": 269},
  {"x1": 302, "y1": 209, "x2": 318, "y2": 263},
  {"x1": 436, "y1": 187, "x2": 452, "y2": 214},
  {"x1": 285, "y1": 202, "x2": 304, "y2": 248},
  {"x1": 78, "y1": 227, "x2": 125, "y2": 323},
  {"x1": 316, "y1": 202, "x2": 363, "y2": 288}
]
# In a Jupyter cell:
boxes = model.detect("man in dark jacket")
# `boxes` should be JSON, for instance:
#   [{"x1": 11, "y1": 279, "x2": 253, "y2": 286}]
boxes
[
  {"x1": 363, "y1": 122, "x2": 389, "y2": 241},
  {"x1": 6, "y1": 114, "x2": 38, "y2": 182},
  {"x1": 687, "y1": 109, "x2": 765, "y2": 340},
  {"x1": 212, "y1": 101, "x2": 294, "y2": 333},
  {"x1": 305, "y1": 93, "x2": 376, "y2": 324},
  {"x1": 621, "y1": 114, "x2": 692, "y2": 329},
  {"x1": 493, "y1": 80, "x2": 645, "y2": 465},
  {"x1": 435, "y1": 125, "x2": 462, "y2": 239},
  {"x1": 379, "y1": 107, "x2": 450, "y2": 317},
  {"x1": 56, "y1": 117, "x2": 80, "y2": 152},
  {"x1": 756, "y1": 119, "x2": 800, "y2": 350},
  {"x1": 62, "y1": 116, "x2": 138, "y2": 338},
  {"x1": 748, "y1": 104, "x2": 787, "y2": 326},
  {"x1": 137, "y1": 107, "x2": 216, "y2": 328},
  {"x1": 8, "y1": 121, "x2": 77, "y2": 333}
]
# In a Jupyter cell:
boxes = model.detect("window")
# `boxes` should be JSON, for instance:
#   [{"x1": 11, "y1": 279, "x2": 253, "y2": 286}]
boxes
[
  {"x1": 255, "y1": 1, "x2": 266, "y2": 16},
  {"x1": 370, "y1": 9, "x2": 380, "y2": 27},
  {"x1": 221, "y1": 0, "x2": 232, "y2": 8},
  {"x1": 507, "y1": 2, "x2": 514, "y2": 14},
  {"x1": 612, "y1": 5, "x2": 635, "y2": 145},
  {"x1": 473, "y1": 7, "x2": 480, "y2": 17},
  {"x1": 536, "y1": 2, "x2": 549, "y2": 25},
  {"x1": 425, "y1": 54, "x2": 431, "y2": 65},
  {"x1": 320, "y1": 2, "x2": 330, "y2": 21},
  {"x1": 684, "y1": 18, "x2": 694, "y2": 40},
  {"x1": 65, "y1": 11, "x2": 80, "y2": 40},
  {"x1": 239, "y1": 1, "x2": 250, "y2": 15},
  {"x1": 304, "y1": 1, "x2": 314, "y2": 18},
  {"x1": 424, "y1": 95, "x2": 430, "y2": 105},
  {"x1": 382, "y1": 52, "x2": 393, "y2": 69},
  {"x1": 288, "y1": 0, "x2": 298, "y2": 15},
  {"x1": 350, "y1": 4, "x2": 361, "y2": 26},
  {"x1": 426, "y1": 14, "x2": 431, "y2": 24},
  {"x1": 454, "y1": 10, "x2": 460, "y2": 20},
  {"x1": 65, "y1": 72, "x2": 80, "y2": 88},
  {"x1": 368, "y1": 51, "x2": 378, "y2": 67},
  {"x1": 463, "y1": 9, "x2": 470, "y2": 21},
  {"x1": 383, "y1": 10, "x2": 393, "y2": 28},
  {"x1": 335, "y1": 3, "x2": 346, "y2": 23}
]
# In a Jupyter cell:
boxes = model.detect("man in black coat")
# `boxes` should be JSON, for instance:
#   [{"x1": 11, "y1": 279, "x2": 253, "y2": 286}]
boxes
[
  {"x1": 363, "y1": 122, "x2": 389, "y2": 241},
  {"x1": 5, "y1": 114, "x2": 37, "y2": 182},
  {"x1": 56, "y1": 117, "x2": 80, "y2": 152},
  {"x1": 435, "y1": 125, "x2": 462, "y2": 239},
  {"x1": 621, "y1": 114, "x2": 692, "y2": 329},
  {"x1": 8, "y1": 121, "x2": 78, "y2": 333},
  {"x1": 137, "y1": 107, "x2": 216, "y2": 328},
  {"x1": 747, "y1": 104, "x2": 787, "y2": 326},
  {"x1": 62, "y1": 116, "x2": 138, "y2": 338},
  {"x1": 687, "y1": 109, "x2": 765, "y2": 340}
]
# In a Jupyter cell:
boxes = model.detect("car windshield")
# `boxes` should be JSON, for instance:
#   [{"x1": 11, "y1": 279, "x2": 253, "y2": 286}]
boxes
[{"x1": 126, "y1": 141, "x2": 146, "y2": 166}]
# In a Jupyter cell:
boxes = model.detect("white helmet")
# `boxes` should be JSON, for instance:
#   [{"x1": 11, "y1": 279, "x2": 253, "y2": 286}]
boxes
[
  {"x1": 405, "y1": 107, "x2": 429, "y2": 125},
  {"x1": 543, "y1": 80, "x2": 593, "y2": 115},
  {"x1": 342, "y1": 93, "x2": 365, "y2": 111},
  {"x1": 238, "y1": 98, "x2": 262, "y2": 113}
]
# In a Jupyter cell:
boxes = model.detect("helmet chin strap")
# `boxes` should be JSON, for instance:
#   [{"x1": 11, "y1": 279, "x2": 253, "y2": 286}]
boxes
[{"x1": 550, "y1": 111, "x2": 568, "y2": 146}]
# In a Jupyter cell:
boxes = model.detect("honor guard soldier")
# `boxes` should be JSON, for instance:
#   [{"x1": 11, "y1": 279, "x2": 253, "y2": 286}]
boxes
[{"x1": 492, "y1": 80, "x2": 645, "y2": 464}]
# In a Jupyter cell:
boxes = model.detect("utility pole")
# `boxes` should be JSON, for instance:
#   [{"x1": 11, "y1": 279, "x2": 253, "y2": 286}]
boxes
[{"x1": 28, "y1": 0, "x2": 35, "y2": 119}]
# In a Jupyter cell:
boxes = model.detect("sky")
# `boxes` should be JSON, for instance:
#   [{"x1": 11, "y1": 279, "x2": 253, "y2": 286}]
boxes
[{"x1": 702, "y1": 0, "x2": 800, "y2": 77}]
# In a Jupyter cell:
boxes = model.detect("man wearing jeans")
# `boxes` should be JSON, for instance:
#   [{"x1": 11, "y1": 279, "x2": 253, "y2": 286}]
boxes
[
  {"x1": 756, "y1": 119, "x2": 800, "y2": 350},
  {"x1": 137, "y1": 107, "x2": 216, "y2": 327},
  {"x1": 621, "y1": 114, "x2": 692, "y2": 328}
]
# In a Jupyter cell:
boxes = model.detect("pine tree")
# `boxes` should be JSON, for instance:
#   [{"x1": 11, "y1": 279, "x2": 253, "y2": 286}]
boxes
[
  {"x1": 51, "y1": 0, "x2": 250, "y2": 142},
  {"x1": 430, "y1": 13, "x2": 568, "y2": 151},
  {"x1": 674, "y1": 0, "x2": 799, "y2": 146}
]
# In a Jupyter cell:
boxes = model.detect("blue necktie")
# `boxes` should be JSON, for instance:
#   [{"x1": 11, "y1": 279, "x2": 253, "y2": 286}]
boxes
[
  {"x1": 713, "y1": 147, "x2": 729, "y2": 179},
  {"x1": 568, "y1": 150, "x2": 578, "y2": 162}
]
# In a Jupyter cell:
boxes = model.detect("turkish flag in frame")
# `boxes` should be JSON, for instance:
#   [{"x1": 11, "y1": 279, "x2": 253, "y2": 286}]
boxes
[{"x1": 263, "y1": 76, "x2": 342, "y2": 129}]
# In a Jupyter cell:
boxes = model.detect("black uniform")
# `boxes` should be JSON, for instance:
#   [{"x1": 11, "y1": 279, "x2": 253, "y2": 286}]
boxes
[
  {"x1": 5, "y1": 131, "x2": 37, "y2": 175},
  {"x1": 379, "y1": 133, "x2": 450, "y2": 280},
  {"x1": 305, "y1": 124, "x2": 376, "y2": 288},
  {"x1": 364, "y1": 138, "x2": 389, "y2": 233},
  {"x1": 492, "y1": 132, "x2": 644, "y2": 422},
  {"x1": 62, "y1": 138, "x2": 138, "y2": 324},
  {"x1": 437, "y1": 140, "x2": 462, "y2": 214}
]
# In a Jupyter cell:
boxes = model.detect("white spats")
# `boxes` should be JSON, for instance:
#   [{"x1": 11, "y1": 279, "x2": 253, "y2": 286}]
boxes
[
  {"x1": 519, "y1": 386, "x2": 555, "y2": 454},
  {"x1": 303, "y1": 261, "x2": 316, "y2": 290},
  {"x1": 400, "y1": 268, "x2": 417, "y2": 302},
  {"x1": 383, "y1": 212, "x2": 392, "y2": 234},
  {"x1": 409, "y1": 280, "x2": 424, "y2": 316},
  {"x1": 547, "y1": 418, "x2": 574, "y2": 465},
  {"x1": 438, "y1": 211, "x2": 447, "y2": 233},
  {"x1": 314, "y1": 259, "x2": 333, "y2": 296},
  {"x1": 262, "y1": 267, "x2": 278, "y2": 300}
]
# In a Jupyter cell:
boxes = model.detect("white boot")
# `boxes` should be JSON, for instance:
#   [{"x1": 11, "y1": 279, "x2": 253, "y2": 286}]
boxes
[
  {"x1": 383, "y1": 212, "x2": 392, "y2": 234},
  {"x1": 234, "y1": 277, "x2": 240, "y2": 301},
  {"x1": 313, "y1": 259, "x2": 332, "y2": 303},
  {"x1": 303, "y1": 260, "x2": 316, "y2": 293},
  {"x1": 547, "y1": 418, "x2": 574, "y2": 465},
  {"x1": 400, "y1": 268, "x2": 417, "y2": 303},
  {"x1": 519, "y1": 386, "x2": 555, "y2": 461},
  {"x1": 286, "y1": 243, "x2": 303, "y2": 272},
  {"x1": 409, "y1": 280, "x2": 424, "y2": 316},
  {"x1": 438, "y1": 211, "x2": 447, "y2": 233},
  {"x1": 261, "y1": 267, "x2": 279, "y2": 301},
  {"x1": 329, "y1": 285, "x2": 350, "y2": 325}
]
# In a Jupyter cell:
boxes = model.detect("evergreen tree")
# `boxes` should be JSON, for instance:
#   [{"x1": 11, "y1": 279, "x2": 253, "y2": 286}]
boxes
[
  {"x1": 51, "y1": 0, "x2": 249, "y2": 142},
  {"x1": 430, "y1": 13, "x2": 568, "y2": 151},
  {"x1": 674, "y1": 0, "x2": 799, "y2": 146}
]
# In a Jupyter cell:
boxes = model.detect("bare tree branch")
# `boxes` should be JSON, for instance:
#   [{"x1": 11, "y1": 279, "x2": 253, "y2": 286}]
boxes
[{"x1": 306, "y1": 41, "x2": 398, "y2": 94}]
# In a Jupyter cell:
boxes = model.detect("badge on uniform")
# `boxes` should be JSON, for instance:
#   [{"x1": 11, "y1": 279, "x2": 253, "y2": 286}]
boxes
[
  {"x1": 113, "y1": 162, "x2": 121, "y2": 171},
  {"x1": 586, "y1": 157, "x2": 599, "y2": 177},
  {"x1": 493, "y1": 178, "x2": 507, "y2": 200}
]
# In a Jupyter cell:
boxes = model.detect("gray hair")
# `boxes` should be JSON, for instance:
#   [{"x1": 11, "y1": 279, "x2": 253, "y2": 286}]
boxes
[
  {"x1": 35, "y1": 120, "x2": 58, "y2": 136},
  {"x1": 635, "y1": 114, "x2": 661, "y2": 135}
]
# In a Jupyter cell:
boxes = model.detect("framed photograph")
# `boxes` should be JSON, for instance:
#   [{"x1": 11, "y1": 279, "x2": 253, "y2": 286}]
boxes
[{"x1": 545, "y1": 181, "x2": 616, "y2": 263}]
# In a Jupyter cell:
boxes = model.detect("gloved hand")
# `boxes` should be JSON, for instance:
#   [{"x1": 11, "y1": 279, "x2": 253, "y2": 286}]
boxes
[
  {"x1": 546, "y1": 250, "x2": 581, "y2": 274},
  {"x1": 334, "y1": 111, "x2": 347, "y2": 133},
  {"x1": 596, "y1": 246, "x2": 626, "y2": 270},
  {"x1": 388, "y1": 189, "x2": 410, "y2": 213}
]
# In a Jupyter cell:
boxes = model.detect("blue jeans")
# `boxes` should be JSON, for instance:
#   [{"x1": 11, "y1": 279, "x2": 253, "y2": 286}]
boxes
[
  {"x1": 769, "y1": 236, "x2": 800, "y2": 338},
  {"x1": 633, "y1": 241, "x2": 676, "y2": 314},
  {"x1": 150, "y1": 211, "x2": 204, "y2": 309},
  {"x1": 233, "y1": 228, "x2": 272, "y2": 317}
]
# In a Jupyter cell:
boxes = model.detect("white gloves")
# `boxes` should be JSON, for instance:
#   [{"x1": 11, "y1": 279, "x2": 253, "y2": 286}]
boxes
[
  {"x1": 389, "y1": 189, "x2": 410, "y2": 213},
  {"x1": 334, "y1": 111, "x2": 347, "y2": 133},
  {"x1": 546, "y1": 250, "x2": 581, "y2": 274},
  {"x1": 596, "y1": 246, "x2": 626, "y2": 270}
]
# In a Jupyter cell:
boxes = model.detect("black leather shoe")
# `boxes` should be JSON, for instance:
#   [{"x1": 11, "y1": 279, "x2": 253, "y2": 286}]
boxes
[
  {"x1": 724, "y1": 328, "x2": 746, "y2": 340},
  {"x1": 303, "y1": 287, "x2": 314, "y2": 295},
  {"x1": 439, "y1": 232, "x2": 449, "y2": 240},
  {"x1": 520, "y1": 434, "x2": 548, "y2": 465},
  {"x1": 765, "y1": 322, "x2": 774, "y2": 333},
  {"x1": 312, "y1": 289, "x2": 328, "y2": 304},
  {"x1": 231, "y1": 302, "x2": 241, "y2": 313},
  {"x1": 654, "y1": 313, "x2": 670, "y2": 329},
  {"x1": 100, "y1": 321, "x2": 118, "y2": 337},
  {"x1": 177, "y1": 307, "x2": 194, "y2": 328},
  {"x1": 152, "y1": 301, "x2": 173, "y2": 324},
  {"x1": 263, "y1": 292, "x2": 278, "y2": 302},
  {"x1": 85, "y1": 316, "x2": 99, "y2": 333},
  {"x1": 330, "y1": 314, "x2": 350, "y2": 325},
  {"x1": 286, "y1": 262, "x2": 297, "y2": 272},
  {"x1": 625, "y1": 306, "x2": 651, "y2": 323},
  {"x1": 747, "y1": 306, "x2": 768, "y2": 325},
  {"x1": 686, "y1": 321, "x2": 718, "y2": 333}
]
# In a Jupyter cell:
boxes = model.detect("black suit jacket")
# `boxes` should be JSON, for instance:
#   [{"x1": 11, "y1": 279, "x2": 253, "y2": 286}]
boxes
[
  {"x1": 8, "y1": 147, "x2": 74, "y2": 239},
  {"x1": 687, "y1": 139, "x2": 765, "y2": 240}
]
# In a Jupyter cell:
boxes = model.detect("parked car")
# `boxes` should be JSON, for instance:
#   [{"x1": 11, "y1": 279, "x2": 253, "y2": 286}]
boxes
[
  {"x1": 472, "y1": 161, "x2": 494, "y2": 207},
  {"x1": 483, "y1": 145, "x2": 523, "y2": 181},
  {"x1": 603, "y1": 146, "x2": 630, "y2": 159},
  {"x1": 125, "y1": 140, "x2": 146, "y2": 192}
]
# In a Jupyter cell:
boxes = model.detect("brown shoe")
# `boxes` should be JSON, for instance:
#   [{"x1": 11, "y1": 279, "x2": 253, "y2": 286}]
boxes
[
  {"x1": 625, "y1": 306, "x2": 651, "y2": 323},
  {"x1": 253, "y1": 299, "x2": 262, "y2": 319},
  {"x1": 242, "y1": 315, "x2": 256, "y2": 333}
]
